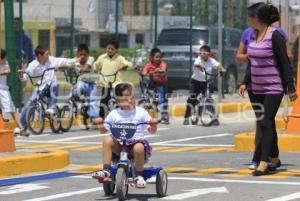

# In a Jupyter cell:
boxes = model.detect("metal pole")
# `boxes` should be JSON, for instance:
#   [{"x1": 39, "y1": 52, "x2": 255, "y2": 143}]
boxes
[
  {"x1": 189, "y1": 0, "x2": 193, "y2": 83},
  {"x1": 283, "y1": 0, "x2": 290, "y2": 119},
  {"x1": 217, "y1": 0, "x2": 223, "y2": 102},
  {"x1": 115, "y1": 0, "x2": 119, "y2": 40},
  {"x1": 153, "y1": 0, "x2": 158, "y2": 47},
  {"x1": 5, "y1": 0, "x2": 22, "y2": 108},
  {"x1": 19, "y1": 0, "x2": 23, "y2": 53},
  {"x1": 0, "y1": 1, "x2": 2, "y2": 48},
  {"x1": 70, "y1": 0, "x2": 74, "y2": 57}
]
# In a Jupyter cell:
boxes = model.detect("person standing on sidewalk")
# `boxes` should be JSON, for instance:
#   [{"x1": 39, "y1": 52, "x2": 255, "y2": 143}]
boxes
[
  {"x1": 236, "y1": 21, "x2": 291, "y2": 170},
  {"x1": 238, "y1": 2, "x2": 297, "y2": 176},
  {"x1": 0, "y1": 49, "x2": 24, "y2": 135},
  {"x1": 183, "y1": 45, "x2": 226, "y2": 125}
]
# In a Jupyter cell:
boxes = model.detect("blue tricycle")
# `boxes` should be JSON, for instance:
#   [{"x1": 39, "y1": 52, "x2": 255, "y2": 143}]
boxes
[{"x1": 100, "y1": 121, "x2": 168, "y2": 201}]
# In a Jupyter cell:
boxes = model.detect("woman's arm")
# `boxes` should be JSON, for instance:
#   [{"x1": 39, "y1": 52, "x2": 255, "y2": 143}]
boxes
[
  {"x1": 236, "y1": 42, "x2": 248, "y2": 64},
  {"x1": 272, "y1": 31, "x2": 296, "y2": 94}
]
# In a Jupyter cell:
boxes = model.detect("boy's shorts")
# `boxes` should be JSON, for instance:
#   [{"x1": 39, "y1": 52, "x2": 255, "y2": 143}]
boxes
[{"x1": 0, "y1": 88, "x2": 16, "y2": 113}]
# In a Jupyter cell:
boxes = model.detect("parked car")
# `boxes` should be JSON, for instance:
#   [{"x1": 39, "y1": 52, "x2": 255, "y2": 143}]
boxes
[{"x1": 157, "y1": 26, "x2": 246, "y2": 94}]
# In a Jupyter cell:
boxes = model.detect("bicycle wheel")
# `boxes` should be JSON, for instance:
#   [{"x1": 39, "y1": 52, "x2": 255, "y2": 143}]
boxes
[
  {"x1": 190, "y1": 105, "x2": 199, "y2": 125},
  {"x1": 49, "y1": 106, "x2": 61, "y2": 133},
  {"x1": 103, "y1": 174, "x2": 115, "y2": 196},
  {"x1": 60, "y1": 104, "x2": 74, "y2": 132},
  {"x1": 26, "y1": 104, "x2": 45, "y2": 135},
  {"x1": 156, "y1": 169, "x2": 168, "y2": 197},
  {"x1": 200, "y1": 99, "x2": 217, "y2": 126},
  {"x1": 116, "y1": 168, "x2": 128, "y2": 201}
]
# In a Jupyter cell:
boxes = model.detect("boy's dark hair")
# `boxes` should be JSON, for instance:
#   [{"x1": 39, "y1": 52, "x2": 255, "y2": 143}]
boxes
[
  {"x1": 35, "y1": 45, "x2": 47, "y2": 57},
  {"x1": 200, "y1": 45, "x2": 211, "y2": 52},
  {"x1": 150, "y1": 48, "x2": 162, "y2": 57},
  {"x1": 77, "y1": 43, "x2": 89, "y2": 53},
  {"x1": 0, "y1": 49, "x2": 7, "y2": 59},
  {"x1": 248, "y1": 2, "x2": 279, "y2": 25},
  {"x1": 106, "y1": 39, "x2": 119, "y2": 49},
  {"x1": 115, "y1": 83, "x2": 133, "y2": 97}
]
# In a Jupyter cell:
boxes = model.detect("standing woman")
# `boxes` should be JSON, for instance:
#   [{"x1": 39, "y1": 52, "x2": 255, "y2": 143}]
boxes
[
  {"x1": 236, "y1": 16, "x2": 291, "y2": 170},
  {"x1": 238, "y1": 2, "x2": 297, "y2": 176}
]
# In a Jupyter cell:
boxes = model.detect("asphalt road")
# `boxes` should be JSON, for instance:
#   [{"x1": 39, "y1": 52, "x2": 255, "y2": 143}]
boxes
[{"x1": 1, "y1": 115, "x2": 300, "y2": 201}]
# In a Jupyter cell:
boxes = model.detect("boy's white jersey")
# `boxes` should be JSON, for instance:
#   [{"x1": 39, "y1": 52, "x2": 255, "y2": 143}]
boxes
[
  {"x1": 0, "y1": 61, "x2": 9, "y2": 89},
  {"x1": 22, "y1": 56, "x2": 76, "y2": 90},
  {"x1": 104, "y1": 106, "x2": 151, "y2": 140},
  {"x1": 192, "y1": 57, "x2": 220, "y2": 82}
]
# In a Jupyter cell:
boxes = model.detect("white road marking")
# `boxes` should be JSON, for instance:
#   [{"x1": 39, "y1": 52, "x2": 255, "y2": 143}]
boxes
[
  {"x1": 23, "y1": 187, "x2": 103, "y2": 201},
  {"x1": 0, "y1": 183, "x2": 49, "y2": 195},
  {"x1": 150, "y1": 143, "x2": 234, "y2": 147},
  {"x1": 74, "y1": 176, "x2": 300, "y2": 186},
  {"x1": 49, "y1": 134, "x2": 108, "y2": 142},
  {"x1": 168, "y1": 177, "x2": 300, "y2": 186},
  {"x1": 152, "y1": 133, "x2": 232, "y2": 145},
  {"x1": 266, "y1": 192, "x2": 300, "y2": 201},
  {"x1": 163, "y1": 187, "x2": 228, "y2": 200}
]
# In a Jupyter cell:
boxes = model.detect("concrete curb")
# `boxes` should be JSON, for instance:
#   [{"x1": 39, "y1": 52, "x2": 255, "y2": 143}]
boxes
[
  {"x1": 0, "y1": 150, "x2": 70, "y2": 177},
  {"x1": 234, "y1": 132, "x2": 300, "y2": 152},
  {"x1": 169, "y1": 102, "x2": 253, "y2": 117}
]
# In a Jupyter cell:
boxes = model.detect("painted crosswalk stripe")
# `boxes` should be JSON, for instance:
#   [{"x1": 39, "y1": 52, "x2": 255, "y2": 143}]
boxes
[
  {"x1": 72, "y1": 145, "x2": 102, "y2": 152},
  {"x1": 17, "y1": 144, "x2": 58, "y2": 149},
  {"x1": 23, "y1": 187, "x2": 103, "y2": 201},
  {"x1": 152, "y1": 146, "x2": 173, "y2": 152},
  {"x1": 186, "y1": 168, "x2": 233, "y2": 176},
  {"x1": 47, "y1": 144, "x2": 83, "y2": 150},
  {"x1": 262, "y1": 170, "x2": 300, "y2": 180},
  {"x1": 220, "y1": 169, "x2": 252, "y2": 178},
  {"x1": 195, "y1": 147, "x2": 234, "y2": 153},
  {"x1": 162, "y1": 147, "x2": 201, "y2": 153}
]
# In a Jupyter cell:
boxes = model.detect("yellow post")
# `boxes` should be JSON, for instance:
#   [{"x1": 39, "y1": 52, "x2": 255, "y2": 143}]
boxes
[
  {"x1": 286, "y1": 33, "x2": 300, "y2": 134},
  {"x1": 50, "y1": 25, "x2": 56, "y2": 56}
]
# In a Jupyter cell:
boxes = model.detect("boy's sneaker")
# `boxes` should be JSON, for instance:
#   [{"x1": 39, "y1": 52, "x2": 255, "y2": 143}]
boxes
[
  {"x1": 183, "y1": 118, "x2": 189, "y2": 125},
  {"x1": 160, "y1": 119, "x2": 169, "y2": 125},
  {"x1": 13, "y1": 127, "x2": 21, "y2": 136},
  {"x1": 20, "y1": 128, "x2": 29, "y2": 137},
  {"x1": 46, "y1": 108, "x2": 55, "y2": 115},
  {"x1": 135, "y1": 176, "x2": 147, "y2": 188},
  {"x1": 91, "y1": 170, "x2": 111, "y2": 183}
]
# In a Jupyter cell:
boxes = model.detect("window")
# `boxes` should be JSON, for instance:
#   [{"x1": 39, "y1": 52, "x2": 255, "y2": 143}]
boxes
[
  {"x1": 157, "y1": 29, "x2": 209, "y2": 46},
  {"x1": 38, "y1": 30, "x2": 50, "y2": 50},
  {"x1": 228, "y1": 30, "x2": 242, "y2": 47},
  {"x1": 75, "y1": 34, "x2": 90, "y2": 47},
  {"x1": 100, "y1": 34, "x2": 128, "y2": 48},
  {"x1": 135, "y1": 33, "x2": 144, "y2": 45}
]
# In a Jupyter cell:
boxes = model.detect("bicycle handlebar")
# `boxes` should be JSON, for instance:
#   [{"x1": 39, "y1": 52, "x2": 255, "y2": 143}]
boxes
[{"x1": 22, "y1": 67, "x2": 56, "y2": 87}]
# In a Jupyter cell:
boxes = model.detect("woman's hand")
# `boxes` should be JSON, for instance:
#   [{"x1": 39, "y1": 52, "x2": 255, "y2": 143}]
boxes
[
  {"x1": 238, "y1": 84, "x2": 246, "y2": 97},
  {"x1": 288, "y1": 92, "x2": 298, "y2": 102}
]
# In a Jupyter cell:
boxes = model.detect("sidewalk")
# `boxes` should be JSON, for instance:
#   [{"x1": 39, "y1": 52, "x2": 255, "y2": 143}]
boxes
[{"x1": 0, "y1": 149, "x2": 69, "y2": 178}]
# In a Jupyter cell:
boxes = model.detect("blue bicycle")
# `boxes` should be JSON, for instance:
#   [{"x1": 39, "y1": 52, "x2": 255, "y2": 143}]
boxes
[{"x1": 100, "y1": 121, "x2": 168, "y2": 200}]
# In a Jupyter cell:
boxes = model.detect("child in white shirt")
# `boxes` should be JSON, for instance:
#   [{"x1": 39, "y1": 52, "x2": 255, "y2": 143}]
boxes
[
  {"x1": 0, "y1": 49, "x2": 24, "y2": 134},
  {"x1": 92, "y1": 83, "x2": 159, "y2": 188}
]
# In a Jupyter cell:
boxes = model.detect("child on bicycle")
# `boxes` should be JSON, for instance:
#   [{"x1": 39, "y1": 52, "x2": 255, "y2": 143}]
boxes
[
  {"x1": 140, "y1": 48, "x2": 169, "y2": 124},
  {"x1": 0, "y1": 49, "x2": 24, "y2": 135},
  {"x1": 18, "y1": 45, "x2": 77, "y2": 136},
  {"x1": 92, "y1": 83, "x2": 158, "y2": 188},
  {"x1": 72, "y1": 44, "x2": 101, "y2": 124},
  {"x1": 183, "y1": 45, "x2": 226, "y2": 125},
  {"x1": 93, "y1": 39, "x2": 133, "y2": 118}
]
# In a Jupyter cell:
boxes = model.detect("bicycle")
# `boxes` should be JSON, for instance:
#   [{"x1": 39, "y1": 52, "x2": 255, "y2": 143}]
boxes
[
  {"x1": 22, "y1": 67, "x2": 61, "y2": 134},
  {"x1": 190, "y1": 68, "x2": 221, "y2": 126},
  {"x1": 99, "y1": 121, "x2": 168, "y2": 200},
  {"x1": 136, "y1": 68, "x2": 160, "y2": 118},
  {"x1": 59, "y1": 68, "x2": 91, "y2": 131}
]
